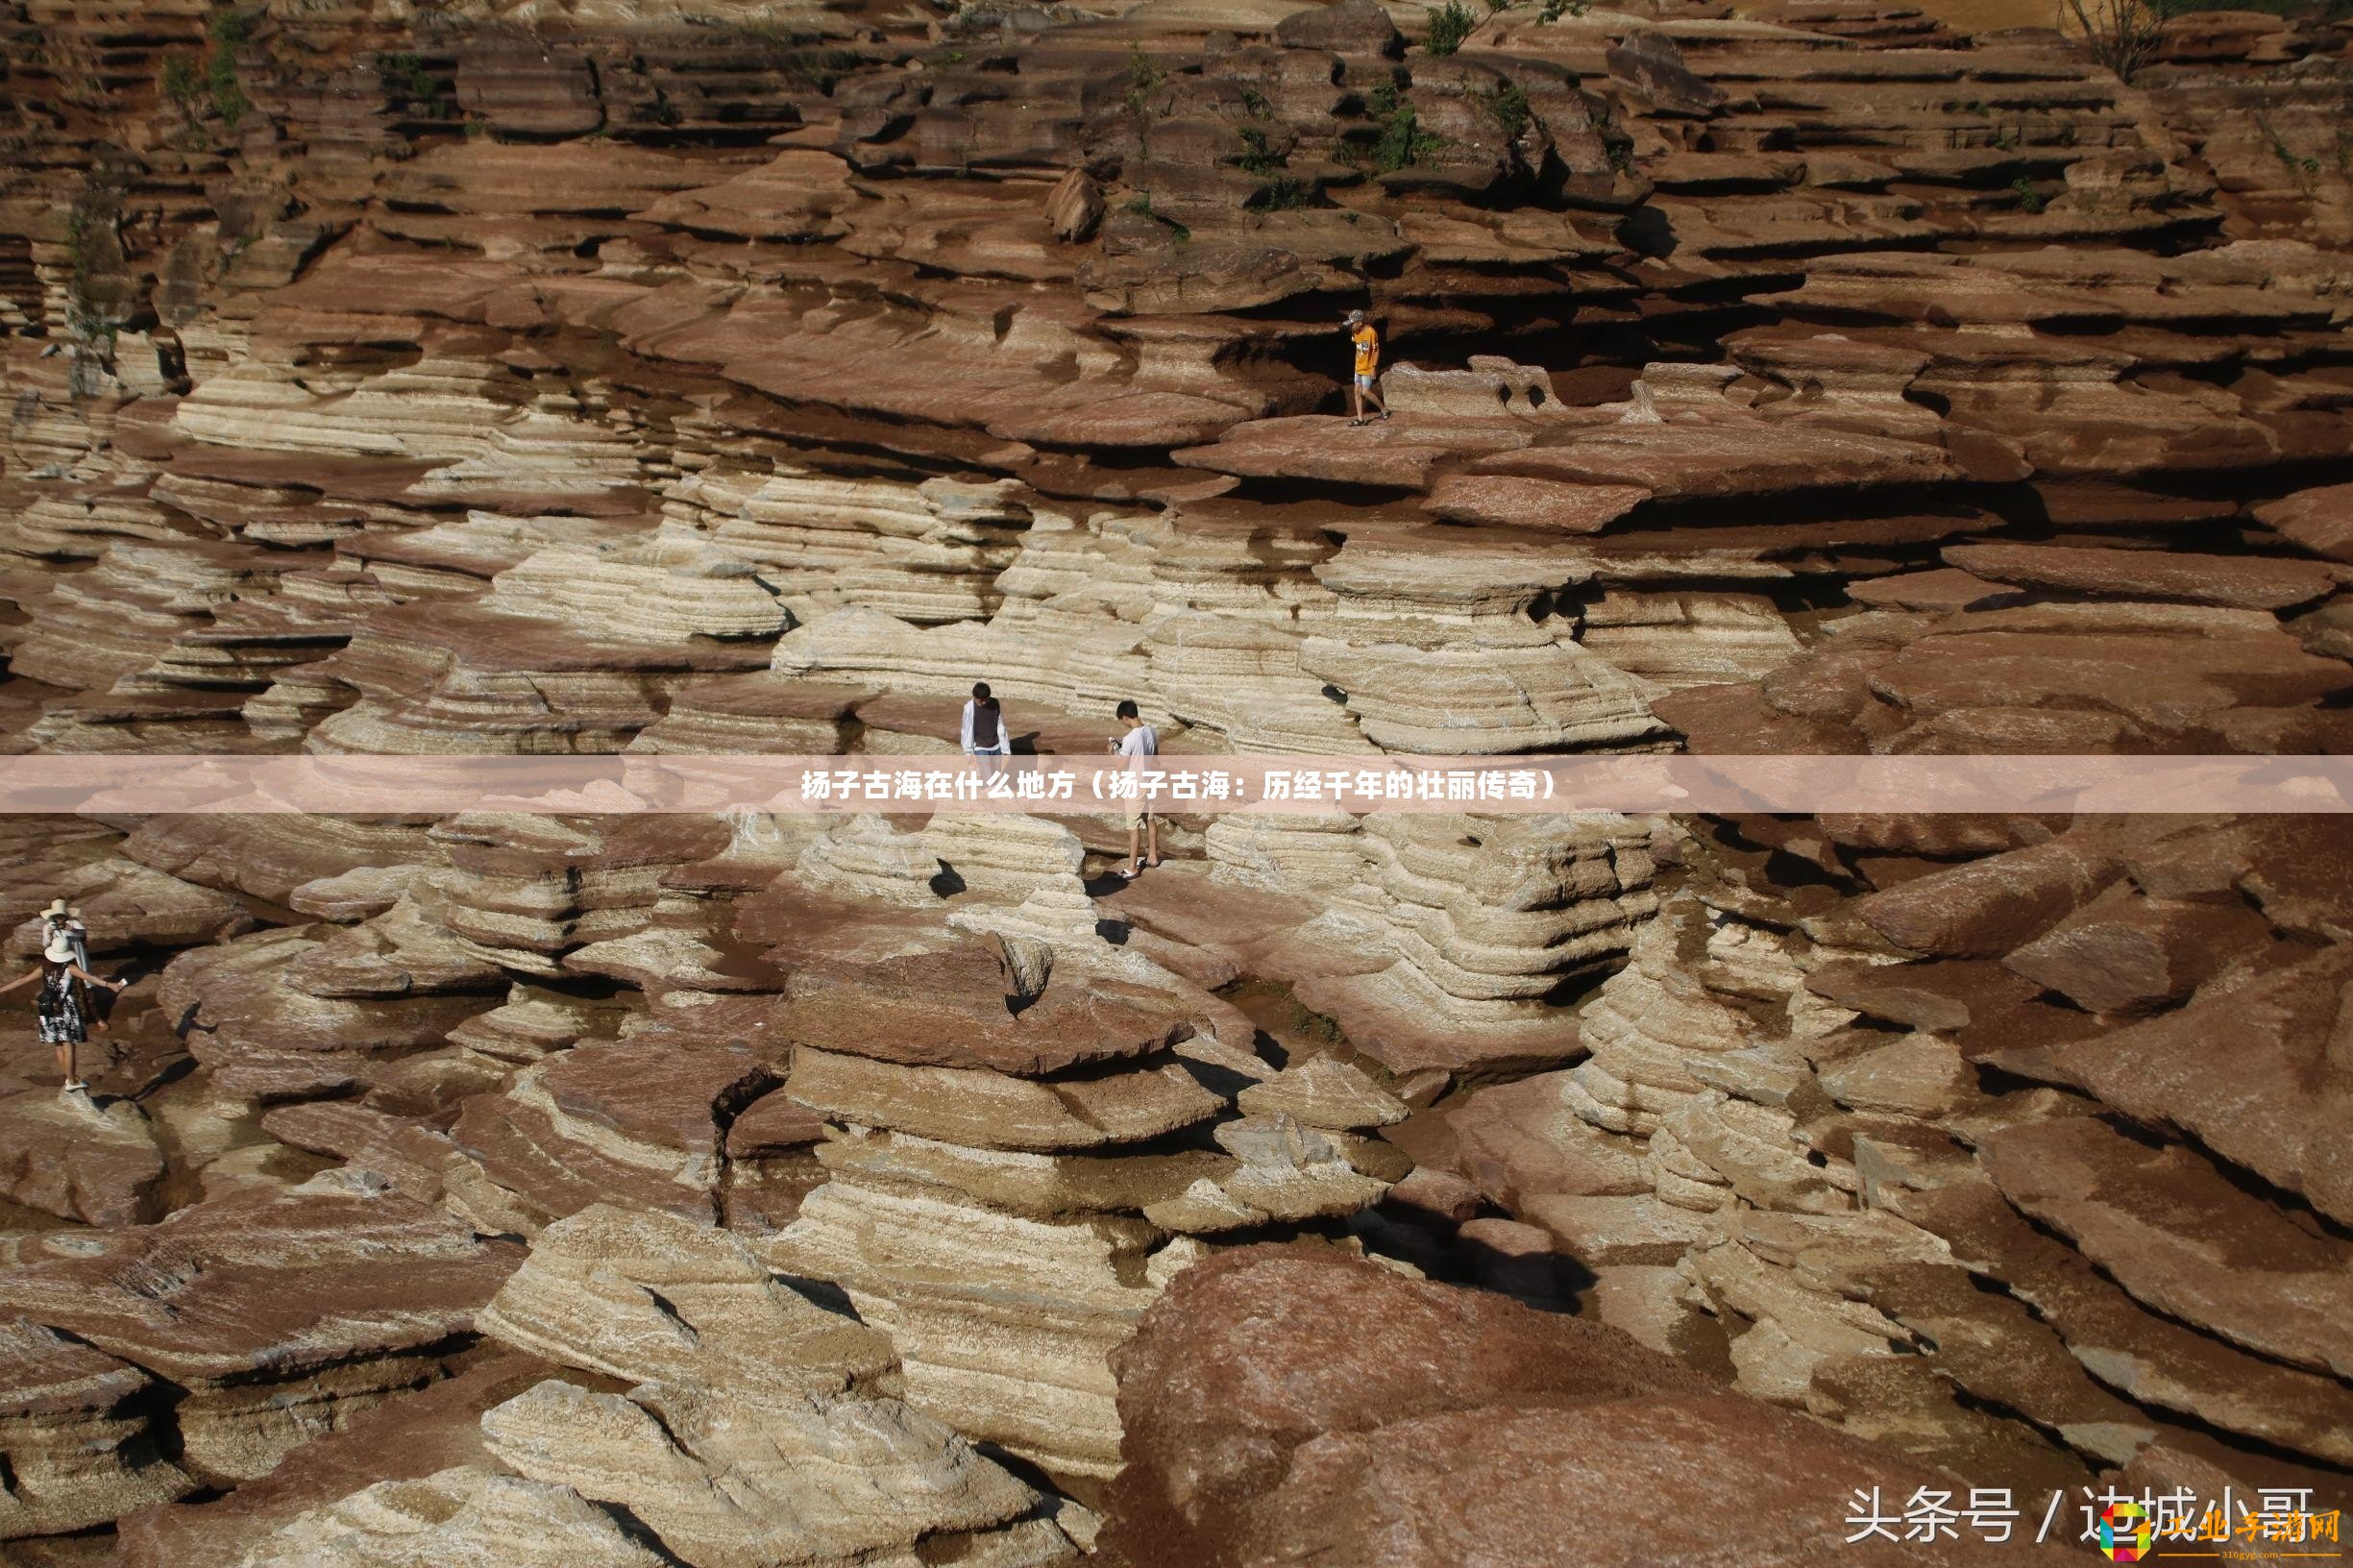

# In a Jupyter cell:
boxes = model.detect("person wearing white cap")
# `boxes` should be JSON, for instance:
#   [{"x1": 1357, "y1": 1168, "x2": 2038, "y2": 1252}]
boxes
[{"x1": 0, "y1": 900, "x2": 124, "y2": 1110}]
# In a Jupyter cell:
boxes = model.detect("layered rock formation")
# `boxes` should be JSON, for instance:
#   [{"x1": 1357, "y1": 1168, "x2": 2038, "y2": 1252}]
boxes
[
  {"x1": 1, "y1": 0, "x2": 2350, "y2": 1557},
  {"x1": 758, "y1": 865, "x2": 1412, "y2": 1478},
  {"x1": 1434, "y1": 810, "x2": 2353, "y2": 1493}
]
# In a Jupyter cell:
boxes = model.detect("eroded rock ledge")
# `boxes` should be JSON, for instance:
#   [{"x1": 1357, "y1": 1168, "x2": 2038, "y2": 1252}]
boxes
[{"x1": 0, "y1": 0, "x2": 2349, "y2": 1557}]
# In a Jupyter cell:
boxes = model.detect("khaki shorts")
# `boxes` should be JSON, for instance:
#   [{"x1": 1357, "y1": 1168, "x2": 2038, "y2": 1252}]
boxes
[{"x1": 1123, "y1": 806, "x2": 1153, "y2": 830}]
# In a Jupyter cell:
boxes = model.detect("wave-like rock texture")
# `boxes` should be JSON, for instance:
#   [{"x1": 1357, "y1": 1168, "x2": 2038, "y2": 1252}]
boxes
[{"x1": 0, "y1": 0, "x2": 2350, "y2": 1556}]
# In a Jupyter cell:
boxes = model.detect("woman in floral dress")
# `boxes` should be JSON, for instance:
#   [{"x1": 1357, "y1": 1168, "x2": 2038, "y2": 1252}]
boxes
[{"x1": 0, "y1": 903, "x2": 125, "y2": 1108}]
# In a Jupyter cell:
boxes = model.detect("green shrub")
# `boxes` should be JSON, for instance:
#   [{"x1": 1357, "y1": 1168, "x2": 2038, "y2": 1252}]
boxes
[
  {"x1": 381, "y1": 50, "x2": 446, "y2": 114},
  {"x1": 1237, "y1": 125, "x2": 1283, "y2": 176},
  {"x1": 1423, "y1": 0, "x2": 1477, "y2": 54},
  {"x1": 1258, "y1": 175, "x2": 1308, "y2": 209},
  {"x1": 159, "y1": 53, "x2": 200, "y2": 108},
  {"x1": 1123, "y1": 42, "x2": 1164, "y2": 111},
  {"x1": 1125, "y1": 192, "x2": 1190, "y2": 242},
  {"x1": 207, "y1": 45, "x2": 247, "y2": 126},
  {"x1": 1474, "y1": 80, "x2": 1530, "y2": 141},
  {"x1": 2010, "y1": 175, "x2": 2046, "y2": 212},
  {"x1": 778, "y1": 47, "x2": 864, "y2": 89},
  {"x1": 1368, "y1": 82, "x2": 1444, "y2": 170}
]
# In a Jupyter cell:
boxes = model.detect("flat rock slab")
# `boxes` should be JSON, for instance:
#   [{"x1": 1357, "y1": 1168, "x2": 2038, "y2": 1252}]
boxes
[
  {"x1": 113, "y1": 1352, "x2": 558, "y2": 1568},
  {"x1": 0, "y1": 1187, "x2": 522, "y2": 1386},
  {"x1": 787, "y1": 1044, "x2": 1224, "y2": 1152},
  {"x1": 2001, "y1": 888, "x2": 2277, "y2": 1016},
  {"x1": 1855, "y1": 838, "x2": 2122, "y2": 958},
  {"x1": 0, "y1": 1079, "x2": 166, "y2": 1226},
  {"x1": 1521, "y1": 1192, "x2": 1715, "y2": 1266},
  {"x1": 782, "y1": 935, "x2": 1194, "y2": 1077},
  {"x1": 1978, "y1": 1115, "x2": 2353, "y2": 1380},
  {"x1": 1172, "y1": 415, "x2": 1502, "y2": 490},
  {"x1": 1900, "y1": 1183, "x2": 2353, "y2": 1465},
  {"x1": 1846, "y1": 567, "x2": 2014, "y2": 610},
  {"x1": 1985, "y1": 944, "x2": 2353, "y2": 1227},
  {"x1": 2253, "y1": 481, "x2": 2353, "y2": 563},
  {"x1": 259, "y1": 1099, "x2": 458, "y2": 1203},
  {"x1": 1424, "y1": 475, "x2": 1650, "y2": 532},
  {"x1": 1447, "y1": 1071, "x2": 1652, "y2": 1208},
  {"x1": 1470, "y1": 420, "x2": 1953, "y2": 500},
  {"x1": 539, "y1": 1040, "x2": 773, "y2": 1158},
  {"x1": 1946, "y1": 541, "x2": 2338, "y2": 610},
  {"x1": 1802, "y1": 957, "x2": 2039, "y2": 1033},
  {"x1": 1293, "y1": 967, "x2": 1586, "y2": 1078}
]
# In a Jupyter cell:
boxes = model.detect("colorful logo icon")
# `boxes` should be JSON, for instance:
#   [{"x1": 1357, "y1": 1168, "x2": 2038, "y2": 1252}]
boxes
[{"x1": 2098, "y1": 1500, "x2": 2154, "y2": 1562}]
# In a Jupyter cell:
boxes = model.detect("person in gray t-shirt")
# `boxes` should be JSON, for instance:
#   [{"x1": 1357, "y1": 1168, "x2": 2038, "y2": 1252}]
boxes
[{"x1": 1109, "y1": 698, "x2": 1159, "y2": 879}]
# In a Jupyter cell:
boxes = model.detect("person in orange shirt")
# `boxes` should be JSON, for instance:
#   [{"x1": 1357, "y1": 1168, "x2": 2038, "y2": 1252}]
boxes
[{"x1": 1345, "y1": 308, "x2": 1389, "y2": 426}]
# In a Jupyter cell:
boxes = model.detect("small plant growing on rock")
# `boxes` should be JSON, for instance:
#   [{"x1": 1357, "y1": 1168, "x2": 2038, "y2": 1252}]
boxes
[
  {"x1": 159, "y1": 53, "x2": 200, "y2": 110},
  {"x1": 1239, "y1": 86, "x2": 1270, "y2": 118},
  {"x1": 380, "y1": 51, "x2": 453, "y2": 118},
  {"x1": 1236, "y1": 126, "x2": 1284, "y2": 176},
  {"x1": 2254, "y1": 117, "x2": 2324, "y2": 187},
  {"x1": 1423, "y1": 0, "x2": 1478, "y2": 55},
  {"x1": 1473, "y1": 80, "x2": 1531, "y2": 142},
  {"x1": 207, "y1": 44, "x2": 248, "y2": 127},
  {"x1": 1367, "y1": 81, "x2": 1445, "y2": 171},
  {"x1": 778, "y1": 48, "x2": 865, "y2": 90},
  {"x1": 1258, "y1": 175, "x2": 1309, "y2": 209},
  {"x1": 2058, "y1": 0, "x2": 2163, "y2": 83},
  {"x1": 1123, "y1": 43, "x2": 1164, "y2": 112},
  {"x1": 1124, "y1": 191, "x2": 1190, "y2": 242},
  {"x1": 2010, "y1": 175, "x2": 2047, "y2": 211},
  {"x1": 1539, "y1": 0, "x2": 1590, "y2": 18}
]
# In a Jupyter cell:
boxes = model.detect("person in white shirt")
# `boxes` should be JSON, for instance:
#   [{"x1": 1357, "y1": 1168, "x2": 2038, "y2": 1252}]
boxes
[
  {"x1": 961, "y1": 681, "x2": 1008, "y2": 779},
  {"x1": 1109, "y1": 698, "x2": 1159, "y2": 879}
]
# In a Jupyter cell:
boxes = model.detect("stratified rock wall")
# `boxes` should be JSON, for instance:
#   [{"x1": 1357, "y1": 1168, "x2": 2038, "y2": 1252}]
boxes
[{"x1": 0, "y1": 0, "x2": 2349, "y2": 1556}]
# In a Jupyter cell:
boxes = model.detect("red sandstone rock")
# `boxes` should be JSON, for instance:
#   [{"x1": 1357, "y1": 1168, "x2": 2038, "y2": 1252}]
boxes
[
  {"x1": 1979, "y1": 1116, "x2": 2353, "y2": 1381},
  {"x1": 1944, "y1": 541, "x2": 2338, "y2": 609},
  {"x1": 1854, "y1": 838, "x2": 2124, "y2": 958},
  {"x1": 2254, "y1": 482, "x2": 2353, "y2": 563},
  {"x1": 2001, "y1": 886, "x2": 2278, "y2": 1015},
  {"x1": 112, "y1": 1353, "x2": 556, "y2": 1568},
  {"x1": 1987, "y1": 945, "x2": 2353, "y2": 1227},
  {"x1": 781, "y1": 932, "x2": 1194, "y2": 1076},
  {"x1": 1099, "y1": 1244, "x2": 2077, "y2": 1567}
]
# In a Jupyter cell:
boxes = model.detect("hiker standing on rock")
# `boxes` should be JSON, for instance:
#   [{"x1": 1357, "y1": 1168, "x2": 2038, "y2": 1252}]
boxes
[
  {"x1": 1345, "y1": 308, "x2": 1389, "y2": 427},
  {"x1": 1109, "y1": 698, "x2": 1160, "y2": 880},
  {"x1": 0, "y1": 901, "x2": 125, "y2": 1111},
  {"x1": 962, "y1": 681, "x2": 1009, "y2": 779}
]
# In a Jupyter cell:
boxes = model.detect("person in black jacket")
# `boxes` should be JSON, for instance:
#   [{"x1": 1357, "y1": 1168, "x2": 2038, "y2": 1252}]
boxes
[{"x1": 961, "y1": 681, "x2": 1008, "y2": 779}]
